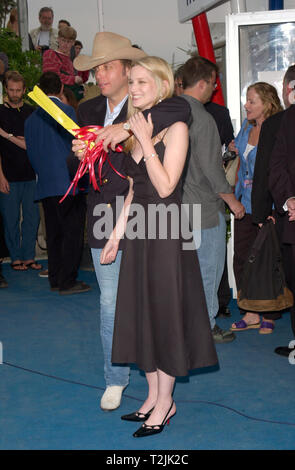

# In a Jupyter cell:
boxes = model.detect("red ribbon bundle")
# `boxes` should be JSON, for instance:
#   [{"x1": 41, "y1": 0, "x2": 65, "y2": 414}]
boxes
[{"x1": 59, "y1": 125, "x2": 125, "y2": 203}]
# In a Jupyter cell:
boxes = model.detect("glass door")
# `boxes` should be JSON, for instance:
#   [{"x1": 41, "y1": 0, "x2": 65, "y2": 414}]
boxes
[{"x1": 225, "y1": 9, "x2": 295, "y2": 295}]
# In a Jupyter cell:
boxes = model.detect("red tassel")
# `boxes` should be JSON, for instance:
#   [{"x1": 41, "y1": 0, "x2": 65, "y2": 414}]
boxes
[{"x1": 59, "y1": 125, "x2": 125, "y2": 203}]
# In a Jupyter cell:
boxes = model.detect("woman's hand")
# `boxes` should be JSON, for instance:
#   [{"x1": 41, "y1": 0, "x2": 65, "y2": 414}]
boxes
[
  {"x1": 100, "y1": 239, "x2": 120, "y2": 264},
  {"x1": 267, "y1": 215, "x2": 276, "y2": 224},
  {"x1": 128, "y1": 112, "x2": 153, "y2": 146},
  {"x1": 228, "y1": 139, "x2": 239, "y2": 155},
  {"x1": 258, "y1": 216, "x2": 276, "y2": 228}
]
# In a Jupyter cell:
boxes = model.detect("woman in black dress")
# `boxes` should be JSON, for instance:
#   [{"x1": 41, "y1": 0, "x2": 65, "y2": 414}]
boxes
[{"x1": 101, "y1": 56, "x2": 217, "y2": 438}]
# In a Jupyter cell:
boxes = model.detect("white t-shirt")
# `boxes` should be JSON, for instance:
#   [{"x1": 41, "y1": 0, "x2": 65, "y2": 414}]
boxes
[
  {"x1": 38, "y1": 30, "x2": 50, "y2": 47},
  {"x1": 104, "y1": 95, "x2": 128, "y2": 127}
]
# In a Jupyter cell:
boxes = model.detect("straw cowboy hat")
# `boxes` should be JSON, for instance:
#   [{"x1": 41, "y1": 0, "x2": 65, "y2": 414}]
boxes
[{"x1": 73, "y1": 32, "x2": 147, "y2": 71}]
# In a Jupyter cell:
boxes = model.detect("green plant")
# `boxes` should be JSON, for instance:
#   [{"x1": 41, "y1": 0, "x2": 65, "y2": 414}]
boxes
[{"x1": 0, "y1": 28, "x2": 42, "y2": 95}]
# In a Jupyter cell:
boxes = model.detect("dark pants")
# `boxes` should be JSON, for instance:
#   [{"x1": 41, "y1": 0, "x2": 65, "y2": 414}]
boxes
[
  {"x1": 0, "y1": 211, "x2": 9, "y2": 259},
  {"x1": 282, "y1": 243, "x2": 295, "y2": 337},
  {"x1": 42, "y1": 194, "x2": 86, "y2": 289},
  {"x1": 0, "y1": 181, "x2": 40, "y2": 262},
  {"x1": 218, "y1": 248, "x2": 231, "y2": 308},
  {"x1": 234, "y1": 213, "x2": 281, "y2": 320}
]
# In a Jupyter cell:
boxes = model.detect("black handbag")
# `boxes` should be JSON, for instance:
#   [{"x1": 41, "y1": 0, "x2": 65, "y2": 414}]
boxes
[{"x1": 237, "y1": 220, "x2": 294, "y2": 312}]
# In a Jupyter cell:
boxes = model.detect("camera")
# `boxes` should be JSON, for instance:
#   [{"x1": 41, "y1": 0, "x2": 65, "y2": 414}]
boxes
[{"x1": 222, "y1": 150, "x2": 237, "y2": 163}]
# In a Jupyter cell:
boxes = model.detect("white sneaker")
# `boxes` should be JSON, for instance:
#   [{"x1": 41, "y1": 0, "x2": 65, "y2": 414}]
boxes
[
  {"x1": 100, "y1": 385, "x2": 125, "y2": 411},
  {"x1": 38, "y1": 269, "x2": 48, "y2": 278}
]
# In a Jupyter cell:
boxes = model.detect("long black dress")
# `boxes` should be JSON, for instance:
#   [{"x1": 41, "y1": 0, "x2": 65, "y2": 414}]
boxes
[{"x1": 112, "y1": 141, "x2": 218, "y2": 377}]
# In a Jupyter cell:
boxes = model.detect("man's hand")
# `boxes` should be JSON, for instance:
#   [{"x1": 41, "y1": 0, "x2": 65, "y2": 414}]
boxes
[
  {"x1": 229, "y1": 199, "x2": 245, "y2": 219},
  {"x1": 95, "y1": 123, "x2": 130, "y2": 152},
  {"x1": 287, "y1": 198, "x2": 295, "y2": 221},
  {"x1": 0, "y1": 174, "x2": 9, "y2": 194},
  {"x1": 72, "y1": 139, "x2": 87, "y2": 160},
  {"x1": 0, "y1": 127, "x2": 13, "y2": 140},
  {"x1": 286, "y1": 197, "x2": 295, "y2": 211},
  {"x1": 219, "y1": 192, "x2": 245, "y2": 219}
]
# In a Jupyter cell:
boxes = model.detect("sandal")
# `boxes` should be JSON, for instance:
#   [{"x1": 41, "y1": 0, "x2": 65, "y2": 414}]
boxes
[
  {"x1": 11, "y1": 262, "x2": 28, "y2": 271},
  {"x1": 259, "y1": 321, "x2": 274, "y2": 335},
  {"x1": 230, "y1": 319, "x2": 261, "y2": 331},
  {"x1": 24, "y1": 261, "x2": 42, "y2": 270}
]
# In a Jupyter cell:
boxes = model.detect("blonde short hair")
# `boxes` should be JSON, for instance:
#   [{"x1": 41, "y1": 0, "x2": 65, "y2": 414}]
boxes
[
  {"x1": 58, "y1": 25, "x2": 77, "y2": 41},
  {"x1": 247, "y1": 81, "x2": 283, "y2": 124},
  {"x1": 125, "y1": 56, "x2": 174, "y2": 152}
]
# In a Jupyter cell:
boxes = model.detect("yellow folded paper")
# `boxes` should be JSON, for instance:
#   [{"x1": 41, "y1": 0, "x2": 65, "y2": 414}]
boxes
[{"x1": 28, "y1": 86, "x2": 97, "y2": 151}]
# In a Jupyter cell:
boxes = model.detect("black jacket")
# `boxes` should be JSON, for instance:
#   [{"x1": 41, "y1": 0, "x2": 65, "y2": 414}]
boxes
[{"x1": 252, "y1": 110, "x2": 285, "y2": 224}]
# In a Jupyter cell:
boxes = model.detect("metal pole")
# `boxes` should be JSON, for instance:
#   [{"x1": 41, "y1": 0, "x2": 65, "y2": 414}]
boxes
[
  {"x1": 97, "y1": 0, "x2": 104, "y2": 32},
  {"x1": 230, "y1": 0, "x2": 246, "y2": 13},
  {"x1": 17, "y1": 0, "x2": 29, "y2": 51}
]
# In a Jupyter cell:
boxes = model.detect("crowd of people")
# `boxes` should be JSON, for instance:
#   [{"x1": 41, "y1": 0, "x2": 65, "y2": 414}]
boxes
[
  {"x1": 0, "y1": 6, "x2": 295, "y2": 439},
  {"x1": 0, "y1": 6, "x2": 91, "y2": 293}
]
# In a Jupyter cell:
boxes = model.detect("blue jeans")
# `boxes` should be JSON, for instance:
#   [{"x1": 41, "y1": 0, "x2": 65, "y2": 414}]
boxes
[
  {"x1": 0, "y1": 181, "x2": 40, "y2": 262},
  {"x1": 91, "y1": 248, "x2": 130, "y2": 387},
  {"x1": 193, "y1": 212, "x2": 226, "y2": 329}
]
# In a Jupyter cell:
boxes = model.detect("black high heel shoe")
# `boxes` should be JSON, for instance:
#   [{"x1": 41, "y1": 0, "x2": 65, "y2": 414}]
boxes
[
  {"x1": 133, "y1": 401, "x2": 175, "y2": 437},
  {"x1": 121, "y1": 408, "x2": 154, "y2": 422}
]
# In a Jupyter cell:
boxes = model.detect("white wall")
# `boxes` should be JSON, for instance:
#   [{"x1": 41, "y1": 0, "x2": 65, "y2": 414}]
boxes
[
  {"x1": 27, "y1": 0, "x2": 192, "y2": 67},
  {"x1": 207, "y1": 0, "x2": 295, "y2": 22},
  {"x1": 27, "y1": 0, "x2": 295, "y2": 67}
]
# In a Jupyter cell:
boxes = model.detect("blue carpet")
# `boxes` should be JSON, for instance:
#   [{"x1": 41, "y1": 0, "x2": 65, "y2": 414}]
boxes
[{"x1": 0, "y1": 261, "x2": 295, "y2": 450}]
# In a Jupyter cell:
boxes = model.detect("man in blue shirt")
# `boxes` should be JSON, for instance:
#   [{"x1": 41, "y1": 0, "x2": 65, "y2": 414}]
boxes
[{"x1": 25, "y1": 71, "x2": 90, "y2": 295}]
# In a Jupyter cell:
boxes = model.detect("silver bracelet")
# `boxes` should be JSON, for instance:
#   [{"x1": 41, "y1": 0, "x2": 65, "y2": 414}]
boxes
[{"x1": 143, "y1": 153, "x2": 158, "y2": 162}]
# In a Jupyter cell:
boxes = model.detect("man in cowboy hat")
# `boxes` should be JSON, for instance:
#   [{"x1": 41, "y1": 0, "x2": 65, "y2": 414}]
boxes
[{"x1": 72, "y1": 31, "x2": 191, "y2": 411}]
